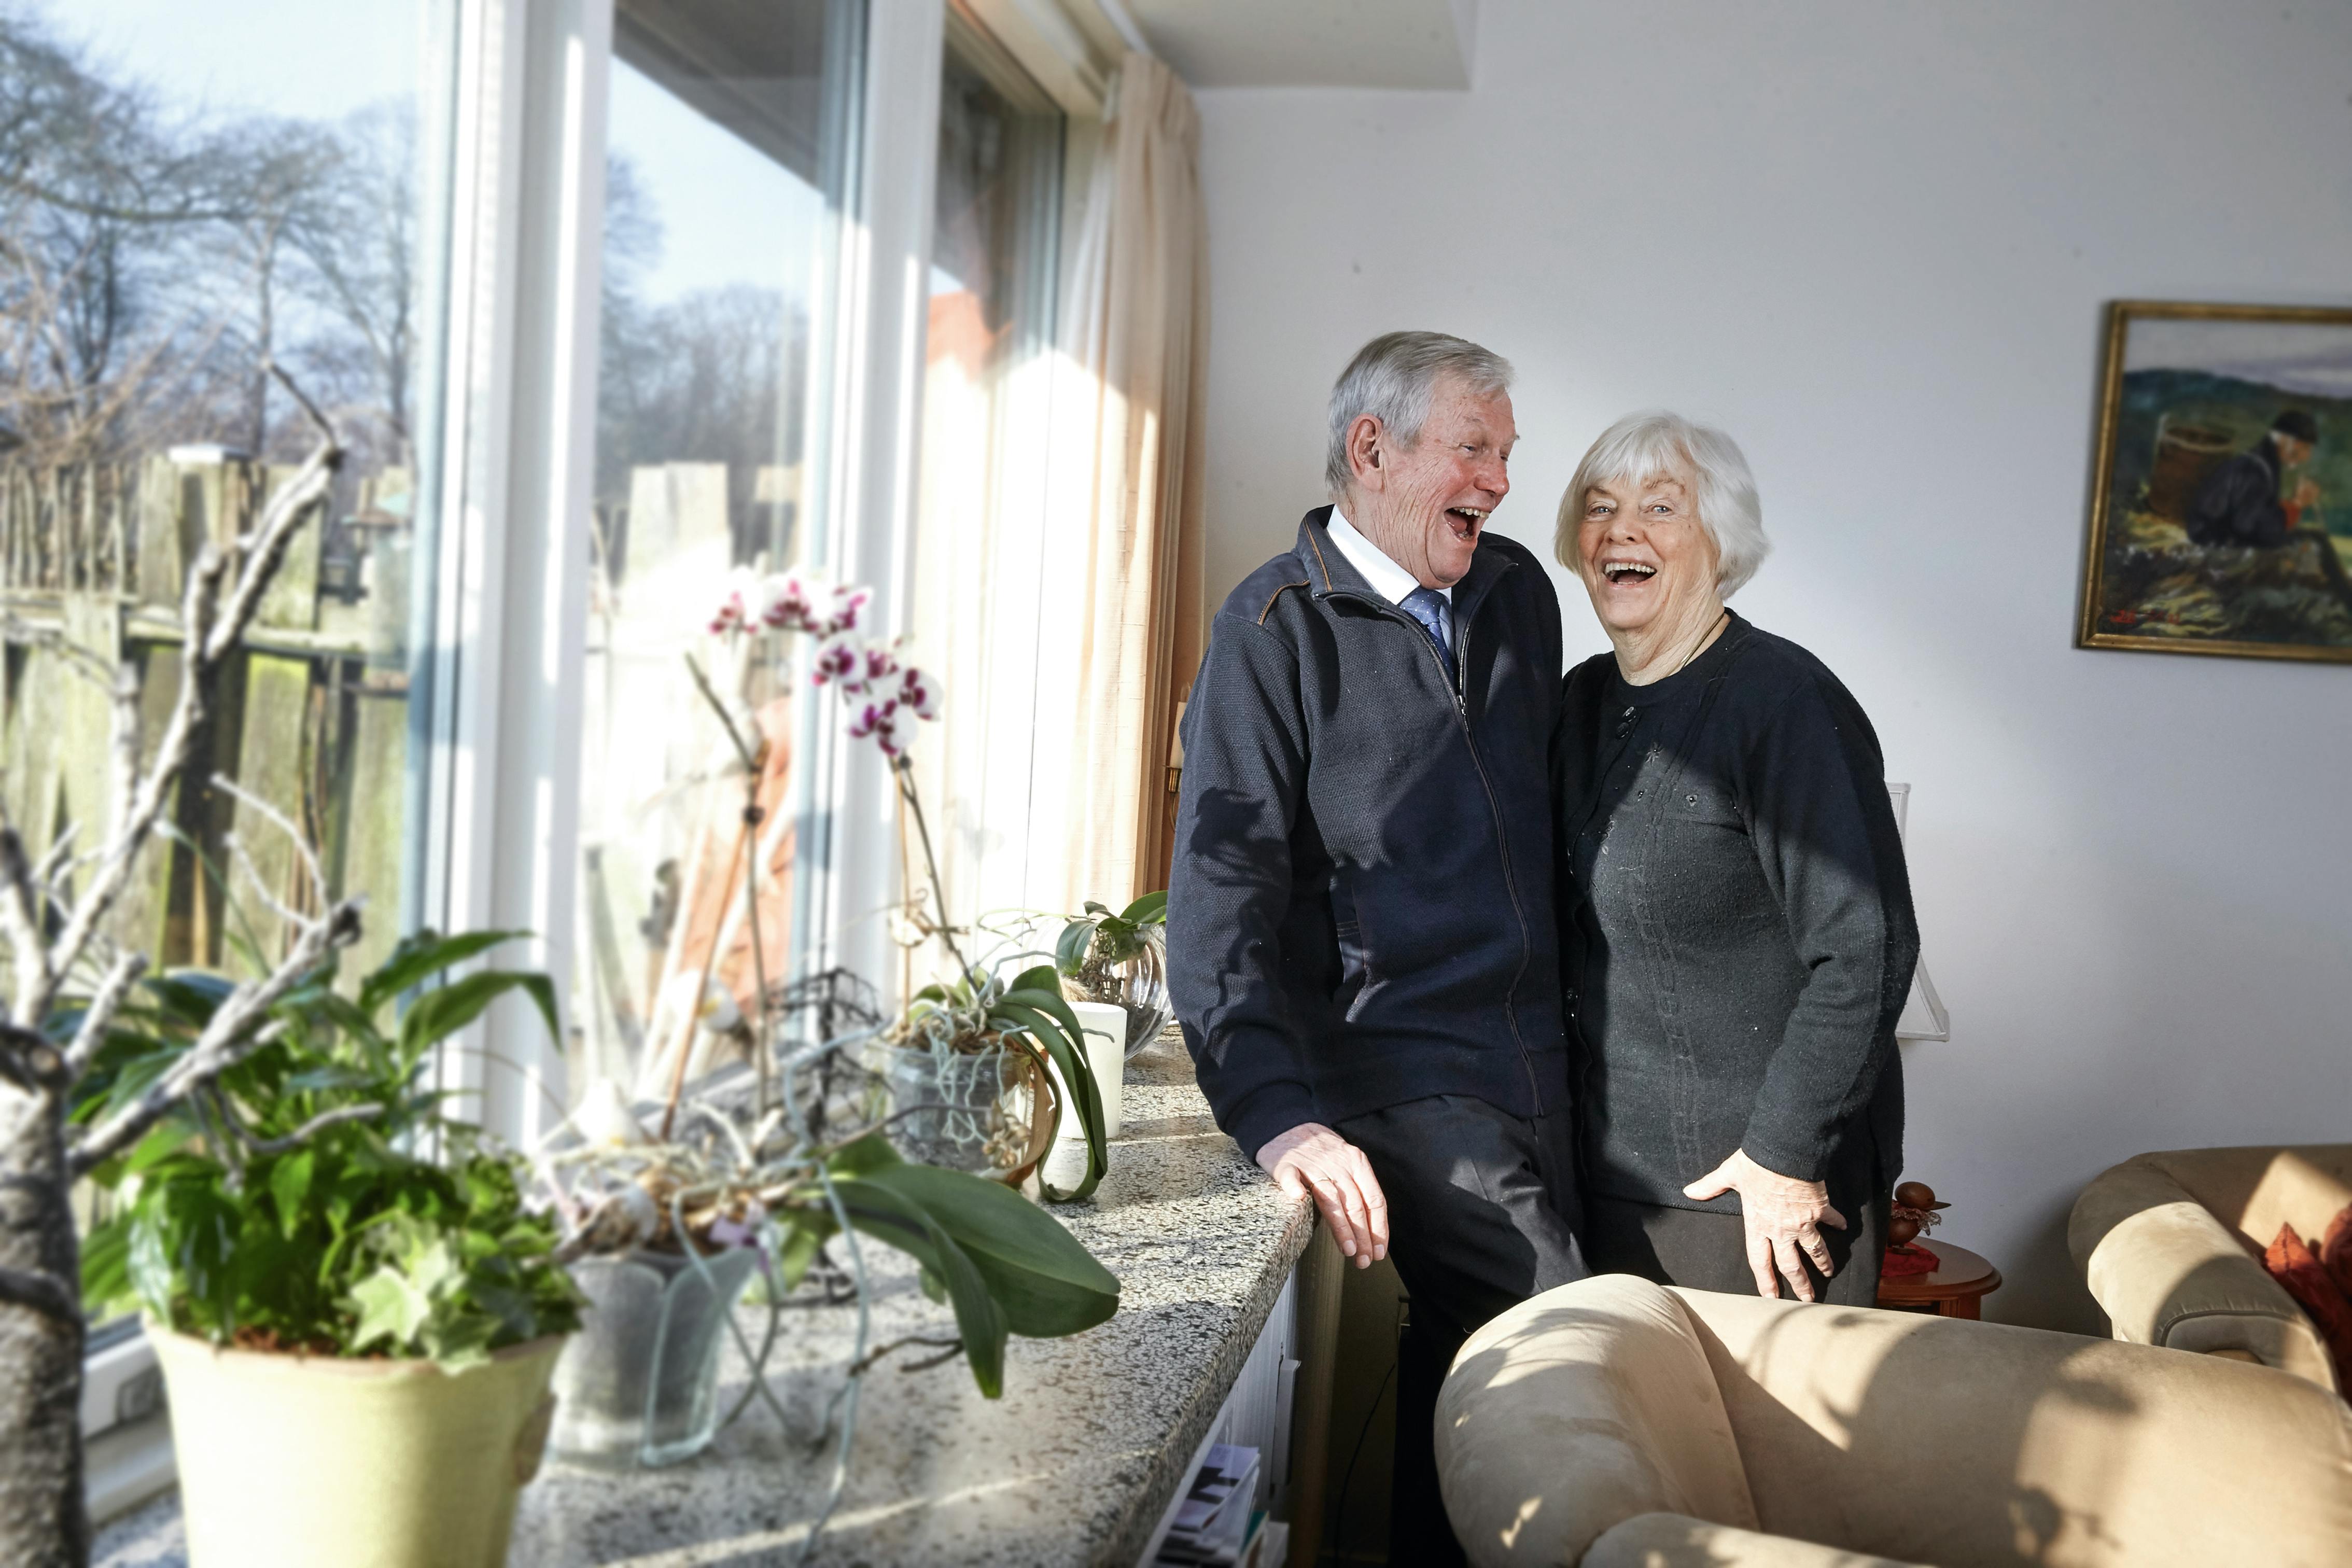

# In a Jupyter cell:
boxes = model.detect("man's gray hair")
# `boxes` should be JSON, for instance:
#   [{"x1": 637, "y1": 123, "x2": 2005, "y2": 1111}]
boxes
[
  {"x1": 1326, "y1": 331, "x2": 1514, "y2": 498},
  {"x1": 1556, "y1": 411, "x2": 1772, "y2": 598}
]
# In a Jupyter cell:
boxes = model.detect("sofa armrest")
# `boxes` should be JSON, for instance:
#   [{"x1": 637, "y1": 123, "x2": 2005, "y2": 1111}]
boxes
[
  {"x1": 1437, "y1": 1278, "x2": 1759, "y2": 1568},
  {"x1": 1584, "y1": 1514, "x2": 1929, "y2": 1568},
  {"x1": 2069, "y1": 1156, "x2": 2339, "y2": 1392}
]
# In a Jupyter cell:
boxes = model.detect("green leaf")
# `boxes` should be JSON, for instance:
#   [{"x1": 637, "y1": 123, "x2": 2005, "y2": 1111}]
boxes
[
  {"x1": 397, "y1": 970, "x2": 559, "y2": 1062},
  {"x1": 270, "y1": 1152, "x2": 315, "y2": 1239},
  {"x1": 348, "y1": 1264, "x2": 433, "y2": 1353},
  {"x1": 833, "y1": 1177, "x2": 1007, "y2": 1397},
  {"x1": 774, "y1": 1218, "x2": 828, "y2": 1294},
  {"x1": 285, "y1": 1064, "x2": 375, "y2": 1095},
  {"x1": 1082, "y1": 901, "x2": 1112, "y2": 917},
  {"x1": 1053, "y1": 919, "x2": 1097, "y2": 977},
  {"x1": 80, "y1": 1219, "x2": 132, "y2": 1318},
  {"x1": 992, "y1": 996, "x2": 1107, "y2": 1202},
  {"x1": 828, "y1": 1131, "x2": 903, "y2": 1177},
  {"x1": 859, "y1": 1164, "x2": 1119, "y2": 1338},
  {"x1": 143, "y1": 971, "x2": 237, "y2": 1028},
  {"x1": 360, "y1": 929, "x2": 531, "y2": 1019},
  {"x1": 1118, "y1": 890, "x2": 1168, "y2": 925}
]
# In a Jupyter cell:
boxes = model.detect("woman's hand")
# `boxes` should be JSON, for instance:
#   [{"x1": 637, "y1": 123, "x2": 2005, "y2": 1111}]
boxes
[
  {"x1": 1683, "y1": 1148, "x2": 1847, "y2": 1301},
  {"x1": 1257, "y1": 1123, "x2": 1389, "y2": 1269}
]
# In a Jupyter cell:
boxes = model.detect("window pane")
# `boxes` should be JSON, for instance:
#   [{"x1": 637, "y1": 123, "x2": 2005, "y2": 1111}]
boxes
[
  {"x1": 0, "y1": 0, "x2": 454, "y2": 1370},
  {"x1": 907, "y1": 23, "x2": 1063, "y2": 923},
  {"x1": 573, "y1": 0, "x2": 858, "y2": 1103}
]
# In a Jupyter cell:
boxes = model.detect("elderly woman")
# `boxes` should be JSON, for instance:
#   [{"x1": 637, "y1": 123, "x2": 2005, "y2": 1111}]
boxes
[{"x1": 1552, "y1": 411, "x2": 1917, "y2": 1304}]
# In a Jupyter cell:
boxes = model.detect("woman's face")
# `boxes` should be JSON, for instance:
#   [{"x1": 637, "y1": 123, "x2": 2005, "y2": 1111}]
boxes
[{"x1": 1575, "y1": 464, "x2": 1723, "y2": 640}]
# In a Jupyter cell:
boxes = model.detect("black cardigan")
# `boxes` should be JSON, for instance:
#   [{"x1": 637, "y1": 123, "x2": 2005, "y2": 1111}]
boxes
[
  {"x1": 1554, "y1": 613, "x2": 1916, "y2": 1212},
  {"x1": 1168, "y1": 510, "x2": 1571, "y2": 1163}
]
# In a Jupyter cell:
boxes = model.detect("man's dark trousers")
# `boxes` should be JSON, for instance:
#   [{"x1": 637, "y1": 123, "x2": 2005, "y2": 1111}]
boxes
[{"x1": 1336, "y1": 1094, "x2": 1588, "y2": 1566}]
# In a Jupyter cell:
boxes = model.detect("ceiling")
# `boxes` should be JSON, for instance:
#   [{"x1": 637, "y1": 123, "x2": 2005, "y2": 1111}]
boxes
[{"x1": 1109, "y1": 0, "x2": 1475, "y2": 90}]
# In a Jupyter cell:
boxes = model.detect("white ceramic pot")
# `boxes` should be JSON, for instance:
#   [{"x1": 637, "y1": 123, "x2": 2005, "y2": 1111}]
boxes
[{"x1": 149, "y1": 1325, "x2": 565, "y2": 1567}]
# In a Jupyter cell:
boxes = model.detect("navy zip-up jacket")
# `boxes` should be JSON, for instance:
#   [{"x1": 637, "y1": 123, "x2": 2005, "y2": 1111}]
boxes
[{"x1": 1168, "y1": 508, "x2": 1571, "y2": 1161}]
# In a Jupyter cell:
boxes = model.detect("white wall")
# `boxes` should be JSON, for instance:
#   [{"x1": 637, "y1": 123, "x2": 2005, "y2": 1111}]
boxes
[{"x1": 1191, "y1": 0, "x2": 2352, "y2": 1332}]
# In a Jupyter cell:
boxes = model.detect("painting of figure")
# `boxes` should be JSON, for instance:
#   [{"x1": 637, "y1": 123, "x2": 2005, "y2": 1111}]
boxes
[{"x1": 2079, "y1": 301, "x2": 2352, "y2": 663}]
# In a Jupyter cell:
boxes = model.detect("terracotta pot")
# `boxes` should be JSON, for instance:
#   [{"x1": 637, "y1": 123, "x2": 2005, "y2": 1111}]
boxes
[{"x1": 149, "y1": 1324, "x2": 565, "y2": 1567}]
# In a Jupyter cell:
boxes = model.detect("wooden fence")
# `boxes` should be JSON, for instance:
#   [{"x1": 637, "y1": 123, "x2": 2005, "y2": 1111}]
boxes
[{"x1": 0, "y1": 453, "x2": 411, "y2": 981}]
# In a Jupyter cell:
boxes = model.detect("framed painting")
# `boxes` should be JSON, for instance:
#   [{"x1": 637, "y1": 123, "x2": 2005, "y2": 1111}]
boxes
[{"x1": 2079, "y1": 300, "x2": 2352, "y2": 663}]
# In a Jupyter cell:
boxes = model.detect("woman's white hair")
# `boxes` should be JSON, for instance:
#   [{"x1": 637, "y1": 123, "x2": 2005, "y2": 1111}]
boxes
[
  {"x1": 1555, "y1": 411, "x2": 1771, "y2": 598},
  {"x1": 1326, "y1": 331, "x2": 1514, "y2": 498}
]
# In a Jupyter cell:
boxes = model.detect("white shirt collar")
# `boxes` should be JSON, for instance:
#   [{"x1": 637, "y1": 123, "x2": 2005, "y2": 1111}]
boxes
[{"x1": 1325, "y1": 507, "x2": 1451, "y2": 605}]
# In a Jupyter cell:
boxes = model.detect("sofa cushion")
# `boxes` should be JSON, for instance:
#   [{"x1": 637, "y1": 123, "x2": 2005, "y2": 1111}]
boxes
[
  {"x1": 1436, "y1": 1275, "x2": 1759, "y2": 1568},
  {"x1": 1586, "y1": 1513, "x2": 1931, "y2": 1568}
]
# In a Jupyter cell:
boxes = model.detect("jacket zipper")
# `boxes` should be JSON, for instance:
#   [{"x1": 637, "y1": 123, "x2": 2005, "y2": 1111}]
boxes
[{"x1": 1329, "y1": 587, "x2": 1543, "y2": 1105}]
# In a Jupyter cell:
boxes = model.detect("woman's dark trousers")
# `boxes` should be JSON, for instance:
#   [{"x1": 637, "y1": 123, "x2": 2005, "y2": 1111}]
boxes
[{"x1": 1584, "y1": 1192, "x2": 1891, "y2": 1305}]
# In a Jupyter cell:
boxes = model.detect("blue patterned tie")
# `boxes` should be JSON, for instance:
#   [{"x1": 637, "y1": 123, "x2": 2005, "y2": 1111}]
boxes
[{"x1": 1401, "y1": 586, "x2": 1455, "y2": 682}]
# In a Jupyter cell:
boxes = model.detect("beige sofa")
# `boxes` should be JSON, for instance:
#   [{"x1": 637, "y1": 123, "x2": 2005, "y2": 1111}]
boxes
[
  {"x1": 1435, "y1": 1274, "x2": 2352, "y2": 1567},
  {"x1": 2069, "y1": 1143, "x2": 2352, "y2": 1393}
]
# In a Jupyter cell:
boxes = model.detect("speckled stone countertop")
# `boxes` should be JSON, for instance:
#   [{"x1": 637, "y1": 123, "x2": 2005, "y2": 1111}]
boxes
[{"x1": 95, "y1": 1029, "x2": 1310, "y2": 1568}]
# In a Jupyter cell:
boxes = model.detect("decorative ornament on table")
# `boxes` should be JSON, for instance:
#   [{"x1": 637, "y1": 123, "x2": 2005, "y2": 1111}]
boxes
[{"x1": 1883, "y1": 1180, "x2": 1952, "y2": 1278}]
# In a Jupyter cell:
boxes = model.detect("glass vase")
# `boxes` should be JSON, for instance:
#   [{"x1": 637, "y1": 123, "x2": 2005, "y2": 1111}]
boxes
[
  {"x1": 879, "y1": 1045, "x2": 1038, "y2": 1175},
  {"x1": 1062, "y1": 921, "x2": 1175, "y2": 1058},
  {"x1": 548, "y1": 1245, "x2": 761, "y2": 1468}
]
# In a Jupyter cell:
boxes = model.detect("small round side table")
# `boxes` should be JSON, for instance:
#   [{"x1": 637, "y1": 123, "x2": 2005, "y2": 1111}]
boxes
[{"x1": 1877, "y1": 1239, "x2": 2002, "y2": 1319}]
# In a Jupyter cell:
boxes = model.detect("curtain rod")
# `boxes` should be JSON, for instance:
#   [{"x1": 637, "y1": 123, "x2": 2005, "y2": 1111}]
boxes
[{"x1": 1094, "y1": 0, "x2": 1155, "y2": 60}]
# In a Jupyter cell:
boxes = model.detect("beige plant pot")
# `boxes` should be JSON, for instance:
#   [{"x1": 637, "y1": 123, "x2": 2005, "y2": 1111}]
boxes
[{"x1": 149, "y1": 1325, "x2": 565, "y2": 1568}]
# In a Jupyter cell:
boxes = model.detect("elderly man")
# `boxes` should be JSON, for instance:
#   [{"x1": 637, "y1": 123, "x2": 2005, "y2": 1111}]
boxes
[{"x1": 1168, "y1": 331, "x2": 1586, "y2": 1563}]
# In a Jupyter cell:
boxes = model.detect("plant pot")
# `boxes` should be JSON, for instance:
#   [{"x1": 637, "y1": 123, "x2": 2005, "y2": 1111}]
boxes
[
  {"x1": 149, "y1": 1325, "x2": 564, "y2": 1568},
  {"x1": 548, "y1": 1245, "x2": 762, "y2": 1467},
  {"x1": 877, "y1": 1044, "x2": 1054, "y2": 1181},
  {"x1": 1061, "y1": 921, "x2": 1174, "y2": 1058}
]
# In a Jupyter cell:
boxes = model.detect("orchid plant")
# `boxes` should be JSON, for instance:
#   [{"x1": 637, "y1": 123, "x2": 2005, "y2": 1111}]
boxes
[{"x1": 691, "y1": 566, "x2": 1109, "y2": 1203}]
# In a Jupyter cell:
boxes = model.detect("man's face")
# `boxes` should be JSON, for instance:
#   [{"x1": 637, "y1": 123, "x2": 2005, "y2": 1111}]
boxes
[
  {"x1": 1348, "y1": 377, "x2": 1516, "y2": 589},
  {"x1": 2280, "y1": 435, "x2": 2315, "y2": 467},
  {"x1": 1575, "y1": 463, "x2": 1723, "y2": 640}
]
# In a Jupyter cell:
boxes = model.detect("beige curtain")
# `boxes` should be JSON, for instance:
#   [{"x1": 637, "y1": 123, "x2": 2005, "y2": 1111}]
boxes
[{"x1": 1034, "y1": 52, "x2": 1208, "y2": 913}]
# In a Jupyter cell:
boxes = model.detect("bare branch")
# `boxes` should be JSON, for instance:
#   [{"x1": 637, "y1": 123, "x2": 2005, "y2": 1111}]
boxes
[
  {"x1": 31, "y1": 824, "x2": 79, "y2": 902},
  {"x1": 201, "y1": 373, "x2": 340, "y2": 666},
  {"x1": 0, "y1": 829, "x2": 53, "y2": 1014},
  {"x1": 212, "y1": 1094, "x2": 382, "y2": 1156},
  {"x1": 32, "y1": 381, "x2": 341, "y2": 1018},
  {"x1": 211, "y1": 773, "x2": 325, "y2": 913},
  {"x1": 108, "y1": 658, "x2": 138, "y2": 848},
  {"x1": 0, "y1": 1264, "x2": 78, "y2": 1324},
  {"x1": 60, "y1": 950, "x2": 146, "y2": 1079},
  {"x1": 67, "y1": 894, "x2": 361, "y2": 1177}
]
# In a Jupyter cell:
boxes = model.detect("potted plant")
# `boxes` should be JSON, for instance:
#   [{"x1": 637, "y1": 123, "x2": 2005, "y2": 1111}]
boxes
[
  {"x1": 1055, "y1": 891, "x2": 1174, "y2": 1058},
  {"x1": 76, "y1": 930, "x2": 581, "y2": 1568}
]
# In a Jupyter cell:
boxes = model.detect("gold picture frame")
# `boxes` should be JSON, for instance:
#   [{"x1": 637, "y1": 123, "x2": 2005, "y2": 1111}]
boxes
[{"x1": 2078, "y1": 299, "x2": 2352, "y2": 664}]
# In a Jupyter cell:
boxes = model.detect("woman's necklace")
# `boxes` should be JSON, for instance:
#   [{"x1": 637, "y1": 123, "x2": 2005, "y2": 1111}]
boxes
[{"x1": 1670, "y1": 608, "x2": 1730, "y2": 678}]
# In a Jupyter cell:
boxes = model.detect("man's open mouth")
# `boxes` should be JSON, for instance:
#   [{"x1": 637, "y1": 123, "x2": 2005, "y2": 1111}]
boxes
[
  {"x1": 1446, "y1": 507, "x2": 1488, "y2": 538},
  {"x1": 1602, "y1": 559, "x2": 1657, "y2": 586}
]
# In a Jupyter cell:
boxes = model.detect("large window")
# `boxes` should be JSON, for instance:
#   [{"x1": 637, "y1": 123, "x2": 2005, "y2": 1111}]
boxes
[{"x1": 571, "y1": 0, "x2": 861, "y2": 1104}]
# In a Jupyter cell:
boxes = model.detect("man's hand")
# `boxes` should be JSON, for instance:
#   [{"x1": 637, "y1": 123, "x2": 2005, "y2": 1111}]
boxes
[
  {"x1": 1257, "y1": 1123, "x2": 1389, "y2": 1269},
  {"x1": 2294, "y1": 476, "x2": 2322, "y2": 509},
  {"x1": 1683, "y1": 1147, "x2": 1847, "y2": 1302}
]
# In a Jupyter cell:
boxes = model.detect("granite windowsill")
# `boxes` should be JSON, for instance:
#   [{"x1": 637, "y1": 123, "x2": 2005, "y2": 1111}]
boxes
[{"x1": 94, "y1": 1030, "x2": 1311, "y2": 1567}]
